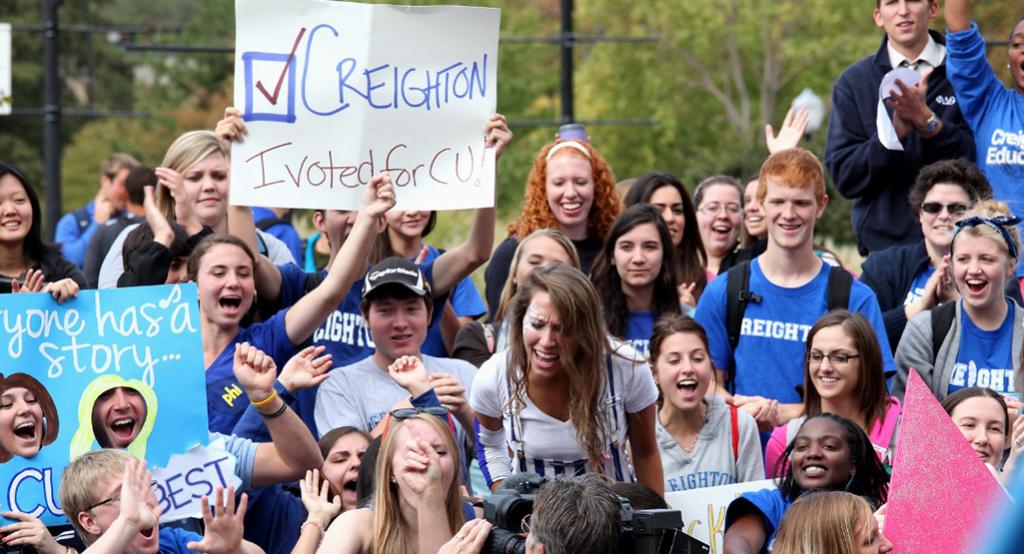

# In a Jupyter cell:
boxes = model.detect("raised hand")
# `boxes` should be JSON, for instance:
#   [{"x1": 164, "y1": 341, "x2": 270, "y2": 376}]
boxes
[
  {"x1": 361, "y1": 172, "x2": 397, "y2": 221},
  {"x1": 388, "y1": 356, "x2": 430, "y2": 397},
  {"x1": 119, "y1": 458, "x2": 160, "y2": 535},
  {"x1": 215, "y1": 107, "x2": 248, "y2": 144},
  {"x1": 11, "y1": 269, "x2": 45, "y2": 294},
  {"x1": 186, "y1": 487, "x2": 248, "y2": 554},
  {"x1": 300, "y1": 468, "x2": 342, "y2": 530},
  {"x1": 279, "y1": 345, "x2": 332, "y2": 393},
  {"x1": 45, "y1": 278, "x2": 80, "y2": 304},
  {"x1": 143, "y1": 185, "x2": 176, "y2": 248},
  {"x1": 677, "y1": 282, "x2": 697, "y2": 311},
  {"x1": 764, "y1": 106, "x2": 810, "y2": 154},
  {"x1": 232, "y1": 341, "x2": 278, "y2": 402},
  {"x1": 484, "y1": 113, "x2": 513, "y2": 160},
  {"x1": 428, "y1": 373, "x2": 467, "y2": 413}
]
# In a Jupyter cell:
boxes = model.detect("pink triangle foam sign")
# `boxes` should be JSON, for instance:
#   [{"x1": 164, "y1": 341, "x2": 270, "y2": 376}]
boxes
[{"x1": 885, "y1": 369, "x2": 1010, "y2": 553}]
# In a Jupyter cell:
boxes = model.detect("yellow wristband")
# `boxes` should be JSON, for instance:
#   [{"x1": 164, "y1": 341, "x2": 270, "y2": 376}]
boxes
[{"x1": 250, "y1": 389, "x2": 278, "y2": 409}]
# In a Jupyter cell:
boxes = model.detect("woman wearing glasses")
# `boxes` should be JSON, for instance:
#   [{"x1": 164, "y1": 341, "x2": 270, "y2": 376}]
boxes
[
  {"x1": 693, "y1": 175, "x2": 744, "y2": 278},
  {"x1": 894, "y1": 200, "x2": 1024, "y2": 403},
  {"x1": 860, "y1": 159, "x2": 996, "y2": 353},
  {"x1": 765, "y1": 311, "x2": 901, "y2": 477}
]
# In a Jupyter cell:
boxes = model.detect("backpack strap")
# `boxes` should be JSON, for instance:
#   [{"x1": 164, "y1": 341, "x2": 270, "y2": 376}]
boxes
[
  {"x1": 729, "y1": 403, "x2": 739, "y2": 464},
  {"x1": 726, "y1": 261, "x2": 761, "y2": 350},
  {"x1": 725, "y1": 261, "x2": 760, "y2": 395},
  {"x1": 930, "y1": 302, "x2": 956, "y2": 360},
  {"x1": 825, "y1": 266, "x2": 853, "y2": 311}
]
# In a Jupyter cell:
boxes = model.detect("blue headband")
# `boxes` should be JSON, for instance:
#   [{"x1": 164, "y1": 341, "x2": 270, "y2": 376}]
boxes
[{"x1": 951, "y1": 215, "x2": 1022, "y2": 260}]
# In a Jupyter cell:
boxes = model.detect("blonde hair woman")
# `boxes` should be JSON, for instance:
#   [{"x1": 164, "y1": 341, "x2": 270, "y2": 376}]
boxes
[
  {"x1": 318, "y1": 411, "x2": 465, "y2": 553},
  {"x1": 774, "y1": 491, "x2": 892, "y2": 554},
  {"x1": 96, "y1": 130, "x2": 295, "y2": 288}
]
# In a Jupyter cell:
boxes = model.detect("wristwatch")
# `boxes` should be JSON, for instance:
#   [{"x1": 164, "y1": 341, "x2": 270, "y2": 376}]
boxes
[{"x1": 919, "y1": 113, "x2": 942, "y2": 139}]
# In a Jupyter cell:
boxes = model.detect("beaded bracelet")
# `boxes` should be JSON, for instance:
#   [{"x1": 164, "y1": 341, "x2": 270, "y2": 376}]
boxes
[{"x1": 301, "y1": 519, "x2": 325, "y2": 536}]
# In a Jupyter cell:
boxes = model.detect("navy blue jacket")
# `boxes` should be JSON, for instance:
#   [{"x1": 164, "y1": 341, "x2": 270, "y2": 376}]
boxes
[
  {"x1": 825, "y1": 31, "x2": 975, "y2": 255},
  {"x1": 860, "y1": 240, "x2": 1023, "y2": 354}
]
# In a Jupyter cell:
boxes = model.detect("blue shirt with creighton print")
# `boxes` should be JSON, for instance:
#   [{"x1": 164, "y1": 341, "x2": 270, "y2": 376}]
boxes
[
  {"x1": 946, "y1": 23, "x2": 1024, "y2": 275},
  {"x1": 949, "y1": 299, "x2": 1015, "y2": 395},
  {"x1": 695, "y1": 259, "x2": 894, "y2": 403},
  {"x1": 625, "y1": 311, "x2": 656, "y2": 358}
]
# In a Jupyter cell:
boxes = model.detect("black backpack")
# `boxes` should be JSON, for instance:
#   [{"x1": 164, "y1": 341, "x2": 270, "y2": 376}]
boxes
[
  {"x1": 725, "y1": 259, "x2": 853, "y2": 361},
  {"x1": 929, "y1": 301, "x2": 957, "y2": 359}
]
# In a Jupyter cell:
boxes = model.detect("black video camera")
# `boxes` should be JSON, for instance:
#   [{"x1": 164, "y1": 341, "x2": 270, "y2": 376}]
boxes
[{"x1": 480, "y1": 473, "x2": 709, "y2": 554}]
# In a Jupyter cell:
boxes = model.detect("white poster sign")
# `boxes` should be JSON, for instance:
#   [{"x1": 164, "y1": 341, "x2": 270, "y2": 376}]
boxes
[
  {"x1": 0, "y1": 23, "x2": 11, "y2": 115},
  {"x1": 231, "y1": 0, "x2": 500, "y2": 211},
  {"x1": 665, "y1": 479, "x2": 776, "y2": 554}
]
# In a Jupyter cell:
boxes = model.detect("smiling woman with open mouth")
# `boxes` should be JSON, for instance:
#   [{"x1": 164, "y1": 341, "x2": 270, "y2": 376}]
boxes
[
  {"x1": 0, "y1": 373, "x2": 59, "y2": 463},
  {"x1": 723, "y1": 413, "x2": 890, "y2": 554},
  {"x1": 894, "y1": 200, "x2": 1024, "y2": 404}
]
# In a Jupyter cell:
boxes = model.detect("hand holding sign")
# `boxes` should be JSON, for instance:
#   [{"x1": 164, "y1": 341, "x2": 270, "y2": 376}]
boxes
[
  {"x1": 44, "y1": 278, "x2": 79, "y2": 304},
  {"x1": 232, "y1": 342, "x2": 277, "y2": 404},
  {"x1": 215, "y1": 107, "x2": 247, "y2": 145},
  {"x1": 484, "y1": 113, "x2": 513, "y2": 161},
  {"x1": 362, "y1": 172, "x2": 398, "y2": 223},
  {"x1": 279, "y1": 345, "x2": 332, "y2": 393}
]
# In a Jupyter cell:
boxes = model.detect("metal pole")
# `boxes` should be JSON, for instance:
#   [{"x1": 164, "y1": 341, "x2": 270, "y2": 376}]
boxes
[
  {"x1": 559, "y1": 0, "x2": 574, "y2": 124},
  {"x1": 43, "y1": 0, "x2": 63, "y2": 240}
]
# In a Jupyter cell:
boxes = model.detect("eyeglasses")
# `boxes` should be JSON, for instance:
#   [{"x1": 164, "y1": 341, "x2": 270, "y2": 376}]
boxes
[
  {"x1": 807, "y1": 351, "x2": 860, "y2": 366},
  {"x1": 86, "y1": 480, "x2": 159, "y2": 511},
  {"x1": 698, "y1": 203, "x2": 742, "y2": 216},
  {"x1": 382, "y1": 407, "x2": 456, "y2": 440},
  {"x1": 522, "y1": 513, "x2": 533, "y2": 534},
  {"x1": 921, "y1": 202, "x2": 969, "y2": 216}
]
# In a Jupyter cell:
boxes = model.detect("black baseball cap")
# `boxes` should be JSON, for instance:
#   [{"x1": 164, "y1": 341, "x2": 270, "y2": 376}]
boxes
[{"x1": 362, "y1": 256, "x2": 430, "y2": 298}]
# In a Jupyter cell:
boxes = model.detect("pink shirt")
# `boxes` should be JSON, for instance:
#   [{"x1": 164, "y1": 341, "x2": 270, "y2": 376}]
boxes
[{"x1": 764, "y1": 396, "x2": 902, "y2": 477}]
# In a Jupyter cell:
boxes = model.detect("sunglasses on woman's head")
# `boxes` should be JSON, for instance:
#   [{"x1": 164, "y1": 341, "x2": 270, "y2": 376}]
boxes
[{"x1": 382, "y1": 406, "x2": 456, "y2": 441}]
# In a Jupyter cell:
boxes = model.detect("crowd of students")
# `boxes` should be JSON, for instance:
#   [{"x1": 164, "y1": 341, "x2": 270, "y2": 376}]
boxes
[{"x1": 0, "y1": 0, "x2": 1023, "y2": 553}]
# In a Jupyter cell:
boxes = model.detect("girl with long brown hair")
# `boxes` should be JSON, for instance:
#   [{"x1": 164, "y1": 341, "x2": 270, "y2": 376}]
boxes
[{"x1": 471, "y1": 263, "x2": 663, "y2": 493}]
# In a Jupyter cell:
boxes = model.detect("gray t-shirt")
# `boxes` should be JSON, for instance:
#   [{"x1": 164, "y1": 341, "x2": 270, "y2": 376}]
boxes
[
  {"x1": 314, "y1": 354, "x2": 477, "y2": 436},
  {"x1": 656, "y1": 395, "x2": 764, "y2": 492}
]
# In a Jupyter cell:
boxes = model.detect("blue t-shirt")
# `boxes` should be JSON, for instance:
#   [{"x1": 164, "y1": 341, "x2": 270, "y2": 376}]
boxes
[
  {"x1": 277, "y1": 261, "x2": 448, "y2": 438},
  {"x1": 206, "y1": 309, "x2": 298, "y2": 434},
  {"x1": 243, "y1": 486, "x2": 307, "y2": 554},
  {"x1": 625, "y1": 311, "x2": 656, "y2": 357},
  {"x1": 159, "y1": 527, "x2": 202, "y2": 554},
  {"x1": 903, "y1": 265, "x2": 935, "y2": 307},
  {"x1": 947, "y1": 23, "x2": 1024, "y2": 276},
  {"x1": 949, "y1": 300, "x2": 1015, "y2": 395},
  {"x1": 694, "y1": 259, "x2": 894, "y2": 402},
  {"x1": 725, "y1": 488, "x2": 790, "y2": 554},
  {"x1": 419, "y1": 245, "x2": 487, "y2": 357}
]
